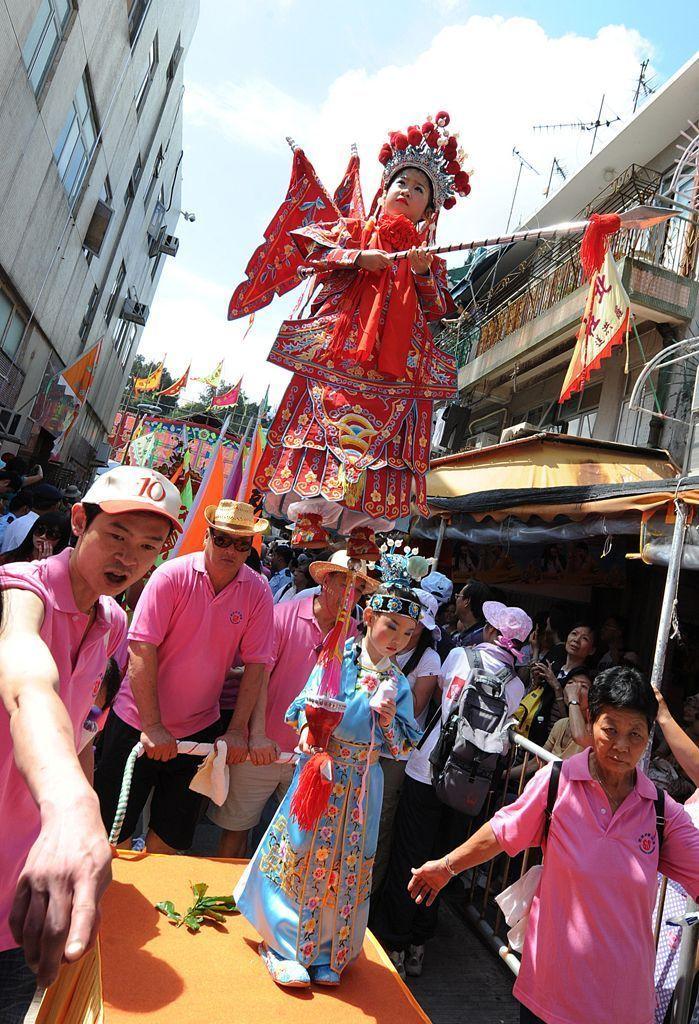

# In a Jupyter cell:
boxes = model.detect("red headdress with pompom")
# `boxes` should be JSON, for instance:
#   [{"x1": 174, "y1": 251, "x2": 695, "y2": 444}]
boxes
[{"x1": 378, "y1": 110, "x2": 472, "y2": 213}]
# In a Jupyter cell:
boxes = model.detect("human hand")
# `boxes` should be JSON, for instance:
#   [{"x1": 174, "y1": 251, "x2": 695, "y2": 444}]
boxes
[
  {"x1": 564, "y1": 681, "x2": 582, "y2": 705},
  {"x1": 297, "y1": 725, "x2": 314, "y2": 756},
  {"x1": 408, "y1": 858, "x2": 452, "y2": 906},
  {"x1": 10, "y1": 793, "x2": 112, "y2": 987},
  {"x1": 249, "y1": 733, "x2": 279, "y2": 766},
  {"x1": 652, "y1": 685, "x2": 671, "y2": 726},
  {"x1": 140, "y1": 723, "x2": 177, "y2": 761},
  {"x1": 221, "y1": 728, "x2": 248, "y2": 765},
  {"x1": 539, "y1": 663, "x2": 559, "y2": 691},
  {"x1": 375, "y1": 698, "x2": 396, "y2": 729},
  {"x1": 357, "y1": 250, "x2": 391, "y2": 273},
  {"x1": 408, "y1": 246, "x2": 433, "y2": 275},
  {"x1": 34, "y1": 538, "x2": 54, "y2": 560}
]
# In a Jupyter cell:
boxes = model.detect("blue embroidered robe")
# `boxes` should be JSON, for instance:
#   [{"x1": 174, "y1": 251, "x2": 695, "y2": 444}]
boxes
[{"x1": 234, "y1": 639, "x2": 421, "y2": 974}]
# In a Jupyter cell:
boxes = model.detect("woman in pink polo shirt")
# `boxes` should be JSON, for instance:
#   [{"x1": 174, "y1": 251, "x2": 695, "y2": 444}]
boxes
[{"x1": 409, "y1": 666, "x2": 699, "y2": 1024}]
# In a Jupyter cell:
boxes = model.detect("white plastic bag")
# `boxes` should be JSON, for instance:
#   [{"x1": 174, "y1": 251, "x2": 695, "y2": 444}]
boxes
[
  {"x1": 189, "y1": 739, "x2": 230, "y2": 806},
  {"x1": 494, "y1": 864, "x2": 543, "y2": 953}
]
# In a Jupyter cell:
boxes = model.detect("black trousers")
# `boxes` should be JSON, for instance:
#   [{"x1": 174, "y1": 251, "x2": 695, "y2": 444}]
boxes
[
  {"x1": 371, "y1": 774, "x2": 447, "y2": 951},
  {"x1": 94, "y1": 711, "x2": 222, "y2": 850},
  {"x1": 0, "y1": 948, "x2": 36, "y2": 1024}
]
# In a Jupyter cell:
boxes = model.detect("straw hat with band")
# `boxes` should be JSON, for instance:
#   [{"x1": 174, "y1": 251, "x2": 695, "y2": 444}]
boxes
[
  {"x1": 309, "y1": 550, "x2": 379, "y2": 593},
  {"x1": 204, "y1": 499, "x2": 269, "y2": 537}
]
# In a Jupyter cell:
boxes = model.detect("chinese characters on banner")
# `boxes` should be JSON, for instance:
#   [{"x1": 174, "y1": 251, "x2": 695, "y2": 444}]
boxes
[{"x1": 559, "y1": 250, "x2": 631, "y2": 404}]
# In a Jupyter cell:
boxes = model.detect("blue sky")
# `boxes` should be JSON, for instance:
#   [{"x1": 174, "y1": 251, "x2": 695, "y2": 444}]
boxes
[{"x1": 138, "y1": 1, "x2": 699, "y2": 405}]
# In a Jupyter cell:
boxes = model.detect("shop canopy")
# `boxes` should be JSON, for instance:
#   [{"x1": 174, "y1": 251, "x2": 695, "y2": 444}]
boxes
[{"x1": 426, "y1": 433, "x2": 697, "y2": 522}]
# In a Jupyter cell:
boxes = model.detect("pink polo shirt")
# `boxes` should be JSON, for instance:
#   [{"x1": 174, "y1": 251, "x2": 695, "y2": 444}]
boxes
[
  {"x1": 113, "y1": 552, "x2": 273, "y2": 737},
  {"x1": 491, "y1": 750, "x2": 699, "y2": 1024},
  {"x1": 266, "y1": 596, "x2": 357, "y2": 753},
  {"x1": 0, "y1": 549, "x2": 127, "y2": 951}
]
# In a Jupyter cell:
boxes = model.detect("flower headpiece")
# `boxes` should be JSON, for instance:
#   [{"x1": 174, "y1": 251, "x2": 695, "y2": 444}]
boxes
[
  {"x1": 368, "y1": 539, "x2": 431, "y2": 621},
  {"x1": 378, "y1": 111, "x2": 471, "y2": 212}
]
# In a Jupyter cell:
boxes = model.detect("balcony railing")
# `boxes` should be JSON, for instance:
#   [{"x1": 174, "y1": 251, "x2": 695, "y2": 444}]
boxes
[{"x1": 438, "y1": 164, "x2": 699, "y2": 368}]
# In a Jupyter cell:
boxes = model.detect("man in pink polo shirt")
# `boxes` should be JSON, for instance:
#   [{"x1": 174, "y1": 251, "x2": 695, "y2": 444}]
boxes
[
  {"x1": 0, "y1": 466, "x2": 180, "y2": 1022},
  {"x1": 211, "y1": 551, "x2": 377, "y2": 857},
  {"x1": 95, "y1": 499, "x2": 274, "y2": 855}
]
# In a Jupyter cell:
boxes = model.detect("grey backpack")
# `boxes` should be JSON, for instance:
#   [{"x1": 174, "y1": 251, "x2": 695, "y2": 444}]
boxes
[{"x1": 428, "y1": 649, "x2": 515, "y2": 816}]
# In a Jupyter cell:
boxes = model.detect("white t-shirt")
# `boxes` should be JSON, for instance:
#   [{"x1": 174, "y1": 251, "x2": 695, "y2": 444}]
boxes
[
  {"x1": 0, "y1": 510, "x2": 37, "y2": 553},
  {"x1": 405, "y1": 643, "x2": 525, "y2": 786},
  {"x1": 383, "y1": 645, "x2": 441, "y2": 763}
]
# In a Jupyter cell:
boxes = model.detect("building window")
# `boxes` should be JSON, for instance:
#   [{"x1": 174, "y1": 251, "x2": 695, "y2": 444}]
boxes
[
  {"x1": 126, "y1": 0, "x2": 153, "y2": 46},
  {"x1": 22, "y1": 0, "x2": 74, "y2": 96},
  {"x1": 166, "y1": 35, "x2": 183, "y2": 84},
  {"x1": 105, "y1": 261, "x2": 126, "y2": 325},
  {"x1": 144, "y1": 146, "x2": 164, "y2": 208},
  {"x1": 123, "y1": 154, "x2": 143, "y2": 208},
  {"x1": 135, "y1": 34, "x2": 158, "y2": 115},
  {"x1": 79, "y1": 285, "x2": 99, "y2": 343},
  {"x1": 53, "y1": 72, "x2": 97, "y2": 206},
  {"x1": 0, "y1": 289, "x2": 27, "y2": 362},
  {"x1": 114, "y1": 318, "x2": 137, "y2": 366}
]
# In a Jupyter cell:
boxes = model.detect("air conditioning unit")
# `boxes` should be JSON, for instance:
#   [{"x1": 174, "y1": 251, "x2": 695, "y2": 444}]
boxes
[
  {"x1": 0, "y1": 407, "x2": 33, "y2": 445},
  {"x1": 465, "y1": 431, "x2": 499, "y2": 450},
  {"x1": 121, "y1": 298, "x2": 149, "y2": 326},
  {"x1": 148, "y1": 225, "x2": 179, "y2": 259},
  {"x1": 500, "y1": 421, "x2": 541, "y2": 444},
  {"x1": 83, "y1": 199, "x2": 114, "y2": 257}
]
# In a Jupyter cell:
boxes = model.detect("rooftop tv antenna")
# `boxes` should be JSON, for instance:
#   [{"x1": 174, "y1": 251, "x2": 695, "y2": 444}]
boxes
[
  {"x1": 632, "y1": 58, "x2": 656, "y2": 113},
  {"x1": 544, "y1": 157, "x2": 567, "y2": 198},
  {"x1": 534, "y1": 94, "x2": 621, "y2": 153},
  {"x1": 506, "y1": 147, "x2": 539, "y2": 233}
]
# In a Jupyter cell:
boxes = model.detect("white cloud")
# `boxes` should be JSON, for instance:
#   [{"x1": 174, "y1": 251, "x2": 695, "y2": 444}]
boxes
[
  {"x1": 185, "y1": 17, "x2": 653, "y2": 242},
  {"x1": 137, "y1": 262, "x2": 292, "y2": 407}
]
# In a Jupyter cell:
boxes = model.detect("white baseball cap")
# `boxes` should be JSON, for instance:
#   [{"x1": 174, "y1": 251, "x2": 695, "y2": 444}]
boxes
[{"x1": 82, "y1": 466, "x2": 182, "y2": 533}]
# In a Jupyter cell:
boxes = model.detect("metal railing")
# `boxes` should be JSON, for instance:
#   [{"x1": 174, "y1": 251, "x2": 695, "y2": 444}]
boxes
[
  {"x1": 456, "y1": 730, "x2": 699, "y2": 1023},
  {"x1": 436, "y1": 163, "x2": 699, "y2": 370}
]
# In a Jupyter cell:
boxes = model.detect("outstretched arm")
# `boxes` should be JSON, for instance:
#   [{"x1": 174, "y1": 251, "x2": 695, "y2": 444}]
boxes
[
  {"x1": 0, "y1": 588, "x2": 112, "y2": 987},
  {"x1": 654, "y1": 686, "x2": 699, "y2": 787},
  {"x1": 409, "y1": 822, "x2": 503, "y2": 906}
]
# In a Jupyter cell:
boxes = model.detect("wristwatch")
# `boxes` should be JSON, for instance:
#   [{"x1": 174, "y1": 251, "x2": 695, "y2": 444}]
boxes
[{"x1": 568, "y1": 699, "x2": 580, "y2": 706}]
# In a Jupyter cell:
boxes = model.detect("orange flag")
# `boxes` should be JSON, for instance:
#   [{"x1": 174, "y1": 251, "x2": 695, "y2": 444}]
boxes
[
  {"x1": 172, "y1": 445, "x2": 226, "y2": 558},
  {"x1": 240, "y1": 426, "x2": 264, "y2": 503},
  {"x1": 60, "y1": 340, "x2": 102, "y2": 401}
]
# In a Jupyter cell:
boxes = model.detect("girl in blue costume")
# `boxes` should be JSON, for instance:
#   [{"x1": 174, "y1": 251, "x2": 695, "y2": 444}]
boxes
[{"x1": 234, "y1": 549, "x2": 424, "y2": 988}]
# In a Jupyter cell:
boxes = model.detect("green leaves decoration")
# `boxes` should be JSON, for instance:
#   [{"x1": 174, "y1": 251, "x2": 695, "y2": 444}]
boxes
[{"x1": 156, "y1": 882, "x2": 238, "y2": 933}]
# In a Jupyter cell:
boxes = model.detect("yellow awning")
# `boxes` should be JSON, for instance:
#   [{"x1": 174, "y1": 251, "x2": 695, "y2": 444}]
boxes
[{"x1": 427, "y1": 433, "x2": 685, "y2": 522}]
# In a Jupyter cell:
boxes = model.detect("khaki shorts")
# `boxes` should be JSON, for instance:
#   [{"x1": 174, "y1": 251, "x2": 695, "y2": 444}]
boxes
[{"x1": 209, "y1": 759, "x2": 296, "y2": 831}]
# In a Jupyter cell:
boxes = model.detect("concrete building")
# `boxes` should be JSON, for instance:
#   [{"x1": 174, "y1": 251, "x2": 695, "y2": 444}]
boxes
[
  {"x1": 436, "y1": 53, "x2": 699, "y2": 469},
  {"x1": 0, "y1": 0, "x2": 198, "y2": 481}
]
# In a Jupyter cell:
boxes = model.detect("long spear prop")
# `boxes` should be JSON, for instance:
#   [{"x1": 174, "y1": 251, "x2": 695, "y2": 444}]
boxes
[{"x1": 297, "y1": 204, "x2": 674, "y2": 278}]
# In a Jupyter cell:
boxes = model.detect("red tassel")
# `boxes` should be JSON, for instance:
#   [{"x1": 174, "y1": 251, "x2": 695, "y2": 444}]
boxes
[
  {"x1": 580, "y1": 212, "x2": 621, "y2": 280},
  {"x1": 290, "y1": 752, "x2": 333, "y2": 831}
]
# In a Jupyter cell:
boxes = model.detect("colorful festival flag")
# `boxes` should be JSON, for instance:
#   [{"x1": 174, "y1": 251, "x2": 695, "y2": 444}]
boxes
[
  {"x1": 46, "y1": 340, "x2": 102, "y2": 458},
  {"x1": 227, "y1": 146, "x2": 337, "y2": 321},
  {"x1": 211, "y1": 378, "x2": 242, "y2": 409},
  {"x1": 333, "y1": 144, "x2": 365, "y2": 220},
  {"x1": 192, "y1": 359, "x2": 224, "y2": 389},
  {"x1": 128, "y1": 431, "x2": 156, "y2": 467},
  {"x1": 157, "y1": 364, "x2": 190, "y2": 398},
  {"x1": 170, "y1": 416, "x2": 231, "y2": 559},
  {"x1": 559, "y1": 249, "x2": 631, "y2": 404},
  {"x1": 238, "y1": 389, "x2": 269, "y2": 503},
  {"x1": 223, "y1": 417, "x2": 253, "y2": 501},
  {"x1": 134, "y1": 361, "x2": 164, "y2": 395}
]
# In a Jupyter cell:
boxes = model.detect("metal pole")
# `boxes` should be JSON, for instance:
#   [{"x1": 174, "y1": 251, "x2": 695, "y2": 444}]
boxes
[
  {"x1": 433, "y1": 516, "x2": 448, "y2": 564},
  {"x1": 649, "y1": 500, "x2": 688, "y2": 694},
  {"x1": 670, "y1": 898, "x2": 699, "y2": 1024}
]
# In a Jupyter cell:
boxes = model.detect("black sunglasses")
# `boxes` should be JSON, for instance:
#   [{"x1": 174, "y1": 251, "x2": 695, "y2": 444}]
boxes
[
  {"x1": 210, "y1": 528, "x2": 252, "y2": 552},
  {"x1": 34, "y1": 526, "x2": 61, "y2": 541}
]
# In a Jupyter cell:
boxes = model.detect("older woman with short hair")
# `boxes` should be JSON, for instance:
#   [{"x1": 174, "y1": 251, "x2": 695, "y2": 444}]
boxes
[{"x1": 409, "y1": 667, "x2": 699, "y2": 1024}]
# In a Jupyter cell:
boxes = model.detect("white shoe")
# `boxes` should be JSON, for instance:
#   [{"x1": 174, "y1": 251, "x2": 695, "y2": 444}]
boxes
[
  {"x1": 405, "y1": 944, "x2": 424, "y2": 977},
  {"x1": 388, "y1": 949, "x2": 406, "y2": 980}
]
